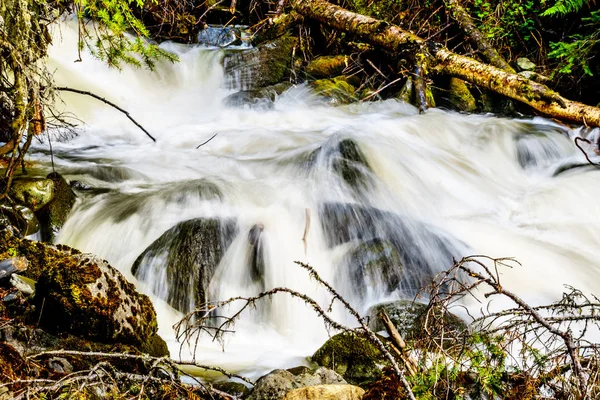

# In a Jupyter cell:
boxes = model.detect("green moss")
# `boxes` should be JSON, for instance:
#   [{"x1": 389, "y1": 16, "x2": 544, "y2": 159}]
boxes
[
  {"x1": 9, "y1": 178, "x2": 54, "y2": 212},
  {"x1": 311, "y1": 331, "x2": 386, "y2": 384},
  {"x1": 310, "y1": 76, "x2": 357, "y2": 105},
  {"x1": 306, "y1": 55, "x2": 349, "y2": 78},
  {"x1": 448, "y1": 78, "x2": 477, "y2": 112},
  {"x1": 37, "y1": 172, "x2": 77, "y2": 243}
]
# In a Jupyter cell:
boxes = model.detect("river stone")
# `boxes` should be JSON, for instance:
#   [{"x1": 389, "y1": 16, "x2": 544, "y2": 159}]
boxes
[
  {"x1": 342, "y1": 239, "x2": 403, "y2": 298},
  {"x1": 310, "y1": 76, "x2": 357, "y2": 105},
  {"x1": 283, "y1": 384, "x2": 365, "y2": 400},
  {"x1": 37, "y1": 172, "x2": 77, "y2": 242},
  {"x1": 308, "y1": 138, "x2": 372, "y2": 193},
  {"x1": 35, "y1": 252, "x2": 158, "y2": 346},
  {"x1": 248, "y1": 367, "x2": 346, "y2": 400},
  {"x1": 306, "y1": 55, "x2": 349, "y2": 78},
  {"x1": 311, "y1": 332, "x2": 385, "y2": 384},
  {"x1": 224, "y1": 35, "x2": 297, "y2": 90},
  {"x1": 319, "y1": 202, "x2": 461, "y2": 295},
  {"x1": 132, "y1": 217, "x2": 238, "y2": 313},
  {"x1": 9, "y1": 178, "x2": 54, "y2": 211},
  {"x1": 397, "y1": 78, "x2": 414, "y2": 104},
  {"x1": 367, "y1": 300, "x2": 466, "y2": 340},
  {"x1": 516, "y1": 57, "x2": 536, "y2": 71}
]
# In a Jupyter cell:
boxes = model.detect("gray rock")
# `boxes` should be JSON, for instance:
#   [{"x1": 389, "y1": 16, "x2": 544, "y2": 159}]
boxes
[
  {"x1": 47, "y1": 357, "x2": 73, "y2": 374},
  {"x1": 132, "y1": 217, "x2": 238, "y2": 313},
  {"x1": 248, "y1": 367, "x2": 346, "y2": 400},
  {"x1": 0, "y1": 203, "x2": 40, "y2": 237},
  {"x1": 518, "y1": 70, "x2": 550, "y2": 83},
  {"x1": 516, "y1": 57, "x2": 536, "y2": 71},
  {"x1": 9, "y1": 274, "x2": 35, "y2": 296}
]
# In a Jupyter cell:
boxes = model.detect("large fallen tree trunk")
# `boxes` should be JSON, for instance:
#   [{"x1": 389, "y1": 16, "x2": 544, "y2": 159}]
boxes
[{"x1": 291, "y1": 0, "x2": 600, "y2": 127}]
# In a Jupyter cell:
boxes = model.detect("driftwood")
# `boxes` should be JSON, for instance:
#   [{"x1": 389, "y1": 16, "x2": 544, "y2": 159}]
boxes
[{"x1": 290, "y1": 0, "x2": 600, "y2": 127}]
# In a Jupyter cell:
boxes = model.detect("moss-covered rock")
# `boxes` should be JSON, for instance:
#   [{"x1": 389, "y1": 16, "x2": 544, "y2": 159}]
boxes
[
  {"x1": 132, "y1": 217, "x2": 238, "y2": 313},
  {"x1": 306, "y1": 55, "x2": 349, "y2": 78},
  {"x1": 34, "y1": 252, "x2": 158, "y2": 346},
  {"x1": 311, "y1": 331, "x2": 385, "y2": 384},
  {"x1": 37, "y1": 172, "x2": 77, "y2": 242},
  {"x1": 9, "y1": 178, "x2": 54, "y2": 212},
  {"x1": 448, "y1": 78, "x2": 477, "y2": 112},
  {"x1": 213, "y1": 381, "x2": 251, "y2": 398},
  {"x1": 310, "y1": 76, "x2": 357, "y2": 105},
  {"x1": 140, "y1": 333, "x2": 170, "y2": 357}
]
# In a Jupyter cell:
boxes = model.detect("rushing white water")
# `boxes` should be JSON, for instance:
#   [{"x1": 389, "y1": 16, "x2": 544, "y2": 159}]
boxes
[{"x1": 31, "y1": 20, "x2": 600, "y2": 377}]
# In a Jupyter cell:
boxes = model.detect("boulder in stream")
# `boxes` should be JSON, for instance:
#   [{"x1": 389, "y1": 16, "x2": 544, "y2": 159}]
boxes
[
  {"x1": 9, "y1": 178, "x2": 54, "y2": 212},
  {"x1": 309, "y1": 76, "x2": 357, "y2": 105},
  {"x1": 37, "y1": 172, "x2": 77, "y2": 242},
  {"x1": 35, "y1": 252, "x2": 158, "y2": 346},
  {"x1": 0, "y1": 203, "x2": 40, "y2": 237},
  {"x1": 311, "y1": 331, "x2": 386, "y2": 385},
  {"x1": 132, "y1": 217, "x2": 238, "y2": 313}
]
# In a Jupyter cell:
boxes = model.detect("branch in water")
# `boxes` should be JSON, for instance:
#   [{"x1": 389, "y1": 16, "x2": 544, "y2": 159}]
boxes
[{"x1": 55, "y1": 86, "x2": 156, "y2": 142}]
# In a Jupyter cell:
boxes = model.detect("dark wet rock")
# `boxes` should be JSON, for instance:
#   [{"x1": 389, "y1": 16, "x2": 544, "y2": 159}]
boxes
[
  {"x1": 553, "y1": 162, "x2": 596, "y2": 176},
  {"x1": 342, "y1": 239, "x2": 403, "y2": 298},
  {"x1": 224, "y1": 35, "x2": 297, "y2": 91},
  {"x1": 34, "y1": 251, "x2": 158, "y2": 346},
  {"x1": 311, "y1": 332, "x2": 385, "y2": 385},
  {"x1": 397, "y1": 78, "x2": 414, "y2": 104},
  {"x1": 132, "y1": 217, "x2": 238, "y2": 313},
  {"x1": 319, "y1": 202, "x2": 461, "y2": 295},
  {"x1": 305, "y1": 55, "x2": 349, "y2": 78},
  {"x1": 308, "y1": 138, "x2": 372, "y2": 193},
  {"x1": 309, "y1": 76, "x2": 357, "y2": 105},
  {"x1": 248, "y1": 367, "x2": 346, "y2": 400},
  {"x1": 248, "y1": 223, "x2": 265, "y2": 284},
  {"x1": 37, "y1": 172, "x2": 77, "y2": 242},
  {"x1": 0, "y1": 203, "x2": 40, "y2": 237},
  {"x1": 224, "y1": 82, "x2": 293, "y2": 107},
  {"x1": 9, "y1": 178, "x2": 54, "y2": 211}
]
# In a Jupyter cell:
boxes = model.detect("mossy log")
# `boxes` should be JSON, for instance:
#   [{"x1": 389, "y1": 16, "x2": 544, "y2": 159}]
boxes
[{"x1": 290, "y1": 0, "x2": 600, "y2": 127}]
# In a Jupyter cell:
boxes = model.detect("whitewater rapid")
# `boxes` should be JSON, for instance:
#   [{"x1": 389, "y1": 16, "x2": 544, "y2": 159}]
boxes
[{"x1": 32, "y1": 19, "x2": 600, "y2": 377}]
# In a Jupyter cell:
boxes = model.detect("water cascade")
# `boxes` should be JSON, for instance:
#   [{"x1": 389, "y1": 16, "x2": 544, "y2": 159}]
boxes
[{"x1": 32, "y1": 19, "x2": 600, "y2": 377}]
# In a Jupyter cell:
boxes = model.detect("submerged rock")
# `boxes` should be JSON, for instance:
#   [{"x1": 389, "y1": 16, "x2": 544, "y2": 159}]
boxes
[
  {"x1": 9, "y1": 178, "x2": 54, "y2": 211},
  {"x1": 319, "y1": 202, "x2": 461, "y2": 296},
  {"x1": 132, "y1": 217, "x2": 238, "y2": 313},
  {"x1": 248, "y1": 367, "x2": 346, "y2": 400},
  {"x1": 224, "y1": 35, "x2": 297, "y2": 90},
  {"x1": 311, "y1": 331, "x2": 385, "y2": 384},
  {"x1": 308, "y1": 138, "x2": 372, "y2": 193},
  {"x1": 224, "y1": 82, "x2": 293, "y2": 107},
  {"x1": 37, "y1": 172, "x2": 77, "y2": 242},
  {"x1": 35, "y1": 252, "x2": 158, "y2": 346}
]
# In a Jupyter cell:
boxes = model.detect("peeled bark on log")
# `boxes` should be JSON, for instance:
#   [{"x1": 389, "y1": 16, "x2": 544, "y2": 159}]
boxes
[
  {"x1": 291, "y1": 0, "x2": 600, "y2": 127},
  {"x1": 445, "y1": 0, "x2": 515, "y2": 73}
]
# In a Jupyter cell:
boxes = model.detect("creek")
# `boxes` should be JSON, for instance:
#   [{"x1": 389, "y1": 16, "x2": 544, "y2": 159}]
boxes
[{"x1": 31, "y1": 19, "x2": 600, "y2": 378}]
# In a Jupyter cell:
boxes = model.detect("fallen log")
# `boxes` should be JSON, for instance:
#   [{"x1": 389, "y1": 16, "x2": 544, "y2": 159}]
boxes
[{"x1": 291, "y1": 0, "x2": 600, "y2": 127}]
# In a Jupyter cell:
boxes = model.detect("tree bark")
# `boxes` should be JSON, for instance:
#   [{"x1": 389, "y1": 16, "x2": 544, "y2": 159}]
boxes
[
  {"x1": 445, "y1": 0, "x2": 515, "y2": 73},
  {"x1": 291, "y1": 0, "x2": 600, "y2": 127}
]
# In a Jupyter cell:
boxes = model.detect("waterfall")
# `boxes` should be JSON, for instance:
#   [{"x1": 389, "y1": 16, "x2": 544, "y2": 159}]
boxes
[{"x1": 32, "y1": 18, "x2": 600, "y2": 377}]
